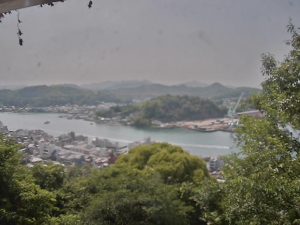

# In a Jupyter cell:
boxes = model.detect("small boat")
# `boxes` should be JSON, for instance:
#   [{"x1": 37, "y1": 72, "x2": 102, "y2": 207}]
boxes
[{"x1": 44, "y1": 121, "x2": 50, "y2": 125}]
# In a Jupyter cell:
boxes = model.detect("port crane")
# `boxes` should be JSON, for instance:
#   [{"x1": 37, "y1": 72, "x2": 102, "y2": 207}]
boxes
[{"x1": 227, "y1": 92, "x2": 244, "y2": 118}]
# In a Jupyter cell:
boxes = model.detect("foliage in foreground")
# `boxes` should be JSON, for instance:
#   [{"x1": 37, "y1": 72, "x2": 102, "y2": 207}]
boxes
[
  {"x1": 0, "y1": 141, "x2": 213, "y2": 225},
  {"x1": 0, "y1": 138, "x2": 56, "y2": 225},
  {"x1": 200, "y1": 23, "x2": 300, "y2": 225}
]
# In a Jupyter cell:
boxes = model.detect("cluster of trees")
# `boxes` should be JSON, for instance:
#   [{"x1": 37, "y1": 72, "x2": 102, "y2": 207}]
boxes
[
  {"x1": 98, "y1": 95, "x2": 227, "y2": 126},
  {"x1": 0, "y1": 138, "x2": 61, "y2": 225},
  {"x1": 202, "y1": 23, "x2": 300, "y2": 224},
  {"x1": 139, "y1": 95, "x2": 227, "y2": 122},
  {"x1": 0, "y1": 139, "x2": 215, "y2": 225},
  {"x1": 0, "y1": 85, "x2": 122, "y2": 107}
]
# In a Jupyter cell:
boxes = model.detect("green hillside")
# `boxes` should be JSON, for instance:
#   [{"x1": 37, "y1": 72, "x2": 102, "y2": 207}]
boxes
[
  {"x1": 98, "y1": 95, "x2": 227, "y2": 126},
  {"x1": 0, "y1": 85, "x2": 121, "y2": 107}
]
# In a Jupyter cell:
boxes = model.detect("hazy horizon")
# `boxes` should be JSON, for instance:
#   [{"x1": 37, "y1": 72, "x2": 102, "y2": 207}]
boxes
[
  {"x1": 1, "y1": 0, "x2": 300, "y2": 87},
  {"x1": 0, "y1": 79, "x2": 261, "y2": 89}
]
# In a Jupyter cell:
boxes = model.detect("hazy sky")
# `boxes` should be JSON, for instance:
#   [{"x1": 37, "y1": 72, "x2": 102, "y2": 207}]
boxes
[{"x1": 0, "y1": 0, "x2": 299, "y2": 87}]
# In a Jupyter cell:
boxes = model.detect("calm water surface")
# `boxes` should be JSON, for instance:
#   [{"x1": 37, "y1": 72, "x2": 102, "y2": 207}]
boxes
[{"x1": 0, "y1": 112, "x2": 238, "y2": 157}]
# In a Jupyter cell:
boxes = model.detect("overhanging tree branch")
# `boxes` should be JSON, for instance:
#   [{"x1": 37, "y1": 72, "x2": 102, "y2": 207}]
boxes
[
  {"x1": 0, "y1": 0, "x2": 93, "y2": 46},
  {"x1": 0, "y1": 0, "x2": 63, "y2": 13}
]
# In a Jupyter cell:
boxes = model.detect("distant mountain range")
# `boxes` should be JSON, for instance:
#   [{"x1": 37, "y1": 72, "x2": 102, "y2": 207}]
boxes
[
  {"x1": 0, "y1": 85, "x2": 120, "y2": 107},
  {"x1": 180, "y1": 81, "x2": 208, "y2": 87},
  {"x1": 83, "y1": 81, "x2": 260, "y2": 101},
  {"x1": 0, "y1": 81, "x2": 261, "y2": 107},
  {"x1": 81, "y1": 80, "x2": 152, "y2": 91}
]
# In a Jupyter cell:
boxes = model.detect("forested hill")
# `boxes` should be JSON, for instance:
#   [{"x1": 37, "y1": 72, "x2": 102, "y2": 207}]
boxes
[
  {"x1": 98, "y1": 95, "x2": 227, "y2": 125},
  {"x1": 138, "y1": 95, "x2": 227, "y2": 122},
  {"x1": 84, "y1": 81, "x2": 261, "y2": 101},
  {"x1": 0, "y1": 85, "x2": 121, "y2": 107}
]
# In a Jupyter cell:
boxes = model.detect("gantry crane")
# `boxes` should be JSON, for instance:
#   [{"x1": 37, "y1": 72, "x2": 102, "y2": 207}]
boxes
[{"x1": 227, "y1": 92, "x2": 244, "y2": 118}]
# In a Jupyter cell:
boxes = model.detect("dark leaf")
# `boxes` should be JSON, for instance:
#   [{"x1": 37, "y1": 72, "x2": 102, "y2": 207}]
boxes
[
  {"x1": 88, "y1": 0, "x2": 93, "y2": 8},
  {"x1": 19, "y1": 38, "x2": 23, "y2": 46}
]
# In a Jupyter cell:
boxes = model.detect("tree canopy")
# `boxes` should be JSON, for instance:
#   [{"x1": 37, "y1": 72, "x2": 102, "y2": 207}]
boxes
[
  {"x1": 0, "y1": 137, "x2": 57, "y2": 225},
  {"x1": 198, "y1": 23, "x2": 300, "y2": 225},
  {"x1": 0, "y1": 138, "x2": 212, "y2": 225}
]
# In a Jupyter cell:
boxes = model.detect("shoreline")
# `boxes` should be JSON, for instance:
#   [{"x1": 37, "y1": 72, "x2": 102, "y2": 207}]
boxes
[
  {"x1": 0, "y1": 111, "x2": 237, "y2": 157},
  {"x1": 0, "y1": 109, "x2": 237, "y2": 133}
]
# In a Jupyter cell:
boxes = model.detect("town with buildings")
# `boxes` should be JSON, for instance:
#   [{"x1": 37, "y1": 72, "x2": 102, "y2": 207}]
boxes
[
  {"x1": 0, "y1": 120, "x2": 152, "y2": 168},
  {"x1": 0, "y1": 119, "x2": 225, "y2": 176}
]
